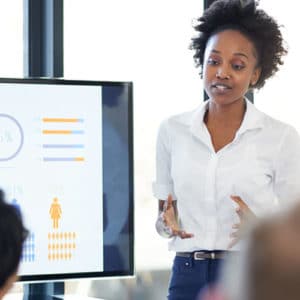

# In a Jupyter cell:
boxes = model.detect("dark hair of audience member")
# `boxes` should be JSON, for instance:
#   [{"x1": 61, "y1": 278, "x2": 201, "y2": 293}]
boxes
[{"x1": 0, "y1": 189, "x2": 28, "y2": 289}]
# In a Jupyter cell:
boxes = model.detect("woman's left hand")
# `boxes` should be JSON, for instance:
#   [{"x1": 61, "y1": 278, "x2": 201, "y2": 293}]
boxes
[{"x1": 228, "y1": 195, "x2": 257, "y2": 249}]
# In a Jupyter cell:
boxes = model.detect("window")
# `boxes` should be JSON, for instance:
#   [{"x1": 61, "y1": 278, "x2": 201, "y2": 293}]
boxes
[
  {"x1": 64, "y1": 0, "x2": 203, "y2": 270},
  {"x1": 0, "y1": 0, "x2": 23, "y2": 77}
]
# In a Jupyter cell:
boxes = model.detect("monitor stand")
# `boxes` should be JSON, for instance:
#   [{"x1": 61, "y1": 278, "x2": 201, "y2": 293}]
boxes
[
  {"x1": 22, "y1": 282, "x2": 105, "y2": 300},
  {"x1": 23, "y1": 282, "x2": 64, "y2": 300},
  {"x1": 53, "y1": 296, "x2": 105, "y2": 300}
]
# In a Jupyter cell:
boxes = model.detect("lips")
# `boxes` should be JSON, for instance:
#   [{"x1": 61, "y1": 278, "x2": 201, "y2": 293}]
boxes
[
  {"x1": 211, "y1": 82, "x2": 233, "y2": 93},
  {"x1": 211, "y1": 82, "x2": 232, "y2": 90}
]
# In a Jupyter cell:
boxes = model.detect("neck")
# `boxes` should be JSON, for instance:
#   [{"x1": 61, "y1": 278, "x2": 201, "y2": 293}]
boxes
[
  {"x1": 0, "y1": 288, "x2": 6, "y2": 299},
  {"x1": 205, "y1": 99, "x2": 246, "y2": 127},
  {"x1": 0, "y1": 272, "x2": 18, "y2": 299}
]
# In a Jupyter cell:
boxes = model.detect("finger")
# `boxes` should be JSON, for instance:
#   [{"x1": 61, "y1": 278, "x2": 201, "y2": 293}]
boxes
[
  {"x1": 227, "y1": 238, "x2": 238, "y2": 249},
  {"x1": 233, "y1": 199, "x2": 256, "y2": 221},
  {"x1": 235, "y1": 207, "x2": 244, "y2": 221},
  {"x1": 167, "y1": 194, "x2": 173, "y2": 208},
  {"x1": 162, "y1": 215, "x2": 168, "y2": 224},
  {"x1": 172, "y1": 228, "x2": 193, "y2": 238},
  {"x1": 232, "y1": 223, "x2": 240, "y2": 229},
  {"x1": 230, "y1": 195, "x2": 242, "y2": 201},
  {"x1": 230, "y1": 231, "x2": 239, "y2": 238},
  {"x1": 163, "y1": 215, "x2": 172, "y2": 226},
  {"x1": 163, "y1": 194, "x2": 173, "y2": 211},
  {"x1": 231, "y1": 196, "x2": 245, "y2": 219},
  {"x1": 181, "y1": 232, "x2": 194, "y2": 239},
  {"x1": 177, "y1": 230, "x2": 194, "y2": 239},
  {"x1": 230, "y1": 195, "x2": 247, "y2": 208},
  {"x1": 162, "y1": 210, "x2": 174, "y2": 223}
]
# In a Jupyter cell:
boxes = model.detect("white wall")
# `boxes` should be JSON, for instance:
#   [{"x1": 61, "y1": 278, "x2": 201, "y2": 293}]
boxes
[
  {"x1": 0, "y1": 0, "x2": 23, "y2": 77},
  {"x1": 255, "y1": 1, "x2": 300, "y2": 132}
]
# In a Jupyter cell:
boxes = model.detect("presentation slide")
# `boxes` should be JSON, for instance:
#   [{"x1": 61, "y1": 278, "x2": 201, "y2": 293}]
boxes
[{"x1": 0, "y1": 83, "x2": 103, "y2": 276}]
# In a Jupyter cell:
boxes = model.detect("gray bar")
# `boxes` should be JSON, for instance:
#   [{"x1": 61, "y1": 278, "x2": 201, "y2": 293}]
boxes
[{"x1": 42, "y1": 144, "x2": 84, "y2": 148}]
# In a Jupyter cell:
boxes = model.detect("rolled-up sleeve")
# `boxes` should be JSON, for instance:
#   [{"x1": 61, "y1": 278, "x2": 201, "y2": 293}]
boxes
[
  {"x1": 152, "y1": 120, "x2": 177, "y2": 200},
  {"x1": 274, "y1": 126, "x2": 300, "y2": 207}
]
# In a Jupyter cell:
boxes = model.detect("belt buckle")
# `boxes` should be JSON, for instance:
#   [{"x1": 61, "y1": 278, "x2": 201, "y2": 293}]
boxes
[{"x1": 193, "y1": 251, "x2": 206, "y2": 260}]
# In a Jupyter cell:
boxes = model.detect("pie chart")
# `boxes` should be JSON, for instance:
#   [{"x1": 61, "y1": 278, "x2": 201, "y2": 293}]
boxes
[{"x1": 0, "y1": 114, "x2": 24, "y2": 161}]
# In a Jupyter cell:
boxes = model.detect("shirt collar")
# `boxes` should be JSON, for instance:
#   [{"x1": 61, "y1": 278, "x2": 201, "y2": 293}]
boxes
[
  {"x1": 236, "y1": 98, "x2": 264, "y2": 135},
  {"x1": 176, "y1": 98, "x2": 265, "y2": 140}
]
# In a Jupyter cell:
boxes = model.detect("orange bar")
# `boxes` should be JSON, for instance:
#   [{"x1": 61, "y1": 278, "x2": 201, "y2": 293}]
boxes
[
  {"x1": 43, "y1": 118, "x2": 79, "y2": 123},
  {"x1": 74, "y1": 157, "x2": 85, "y2": 161},
  {"x1": 43, "y1": 130, "x2": 72, "y2": 134}
]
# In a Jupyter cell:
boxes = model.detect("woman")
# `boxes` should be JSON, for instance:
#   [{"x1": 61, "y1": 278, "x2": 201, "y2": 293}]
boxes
[{"x1": 153, "y1": 0, "x2": 300, "y2": 299}]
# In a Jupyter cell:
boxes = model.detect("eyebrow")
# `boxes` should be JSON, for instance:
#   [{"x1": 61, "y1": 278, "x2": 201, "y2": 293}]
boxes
[{"x1": 211, "y1": 49, "x2": 249, "y2": 59}]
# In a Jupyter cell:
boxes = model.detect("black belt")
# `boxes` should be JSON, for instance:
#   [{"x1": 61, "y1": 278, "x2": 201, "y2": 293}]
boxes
[{"x1": 176, "y1": 251, "x2": 229, "y2": 260}]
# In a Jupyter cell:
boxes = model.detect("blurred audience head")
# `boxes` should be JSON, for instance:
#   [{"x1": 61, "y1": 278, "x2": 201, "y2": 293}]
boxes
[
  {"x1": 219, "y1": 202, "x2": 300, "y2": 300},
  {"x1": 0, "y1": 189, "x2": 28, "y2": 298},
  {"x1": 246, "y1": 202, "x2": 300, "y2": 300}
]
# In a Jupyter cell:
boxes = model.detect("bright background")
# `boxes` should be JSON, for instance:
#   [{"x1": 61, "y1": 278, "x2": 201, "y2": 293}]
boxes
[
  {"x1": 1, "y1": 0, "x2": 300, "y2": 299},
  {"x1": 63, "y1": 0, "x2": 203, "y2": 271}
]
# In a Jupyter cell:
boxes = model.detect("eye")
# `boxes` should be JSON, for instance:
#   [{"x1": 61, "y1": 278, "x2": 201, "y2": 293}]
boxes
[
  {"x1": 232, "y1": 64, "x2": 245, "y2": 70},
  {"x1": 207, "y1": 58, "x2": 219, "y2": 66}
]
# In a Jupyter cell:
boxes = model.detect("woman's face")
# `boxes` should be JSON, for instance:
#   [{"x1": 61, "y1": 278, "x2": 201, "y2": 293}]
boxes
[{"x1": 203, "y1": 29, "x2": 261, "y2": 106}]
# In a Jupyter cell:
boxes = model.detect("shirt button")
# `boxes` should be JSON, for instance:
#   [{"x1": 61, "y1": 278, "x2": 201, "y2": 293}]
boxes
[{"x1": 185, "y1": 262, "x2": 189, "y2": 266}]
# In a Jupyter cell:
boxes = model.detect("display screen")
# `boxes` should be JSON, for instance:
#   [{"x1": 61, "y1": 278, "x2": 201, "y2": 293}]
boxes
[{"x1": 0, "y1": 78, "x2": 134, "y2": 281}]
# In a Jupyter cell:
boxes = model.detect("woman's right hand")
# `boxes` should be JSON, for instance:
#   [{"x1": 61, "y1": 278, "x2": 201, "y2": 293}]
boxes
[{"x1": 161, "y1": 194, "x2": 194, "y2": 239}]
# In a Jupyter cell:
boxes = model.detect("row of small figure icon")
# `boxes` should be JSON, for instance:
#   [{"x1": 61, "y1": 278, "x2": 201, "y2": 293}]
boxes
[
  {"x1": 48, "y1": 232, "x2": 76, "y2": 240},
  {"x1": 48, "y1": 253, "x2": 73, "y2": 260},
  {"x1": 23, "y1": 244, "x2": 35, "y2": 251},
  {"x1": 48, "y1": 243, "x2": 76, "y2": 250},
  {"x1": 21, "y1": 254, "x2": 35, "y2": 262}
]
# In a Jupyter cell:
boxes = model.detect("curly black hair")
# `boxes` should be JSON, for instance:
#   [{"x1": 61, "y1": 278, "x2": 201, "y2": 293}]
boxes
[{"x1": 190, "y1": 0, "x2": 287, "y2": 89}]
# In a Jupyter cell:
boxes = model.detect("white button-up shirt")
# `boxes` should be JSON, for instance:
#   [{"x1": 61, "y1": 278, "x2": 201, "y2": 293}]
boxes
[{"x1": 153, "y1": 100, "x2": 300, "y2": 251}]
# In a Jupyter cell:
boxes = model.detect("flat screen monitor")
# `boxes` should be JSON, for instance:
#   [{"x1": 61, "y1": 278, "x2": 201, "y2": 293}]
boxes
[{"x1": 0, "y1": 78, "x2": 134, "y2": 281}]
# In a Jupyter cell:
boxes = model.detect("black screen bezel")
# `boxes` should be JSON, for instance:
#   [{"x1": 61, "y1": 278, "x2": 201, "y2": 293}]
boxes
[{"x1": 0, "y1": 77, "x2": 134, "y2": 282}]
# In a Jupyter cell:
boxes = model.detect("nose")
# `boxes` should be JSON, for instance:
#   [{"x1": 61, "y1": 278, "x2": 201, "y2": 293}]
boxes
[{"x1": 216, "y1": 66, "x2": 230, "y2": 79}]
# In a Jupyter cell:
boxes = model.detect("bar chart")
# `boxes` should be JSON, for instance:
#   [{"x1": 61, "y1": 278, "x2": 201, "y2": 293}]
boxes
[{"x1": 42, "y1": 117, "x2": 85, "y2": 163}]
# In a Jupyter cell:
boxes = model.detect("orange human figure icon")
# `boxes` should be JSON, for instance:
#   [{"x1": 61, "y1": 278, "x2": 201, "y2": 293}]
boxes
[{"x1": 49, "y1": 197, "x2": 62, "y2": 229}]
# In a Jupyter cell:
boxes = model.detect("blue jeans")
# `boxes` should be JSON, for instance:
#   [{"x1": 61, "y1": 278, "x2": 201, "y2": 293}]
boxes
[{"x1": 167, "y1": 252, "x2": 224, "y2": 300}]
